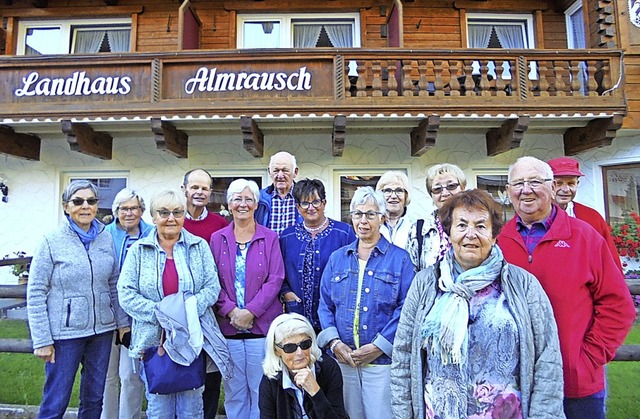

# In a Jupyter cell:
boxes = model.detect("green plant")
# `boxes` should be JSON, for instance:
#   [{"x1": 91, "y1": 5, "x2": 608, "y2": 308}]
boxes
[{"x1": 611, "y1": 212, "x2": 640, "y2": 259}]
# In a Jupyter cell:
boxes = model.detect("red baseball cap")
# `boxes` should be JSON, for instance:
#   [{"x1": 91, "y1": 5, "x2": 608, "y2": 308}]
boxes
[{"x1": 547, "y1": 157, "x2": 585, "y2": 177}]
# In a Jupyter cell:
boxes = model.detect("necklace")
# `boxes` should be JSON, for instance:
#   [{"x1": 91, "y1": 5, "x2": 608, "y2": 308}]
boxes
[
  {"x1": 303, "y1": 217, "x2": 328, "y2": 233},
  {"x1": 237, "y1": 241, "x2": 249, "y2": 250}
]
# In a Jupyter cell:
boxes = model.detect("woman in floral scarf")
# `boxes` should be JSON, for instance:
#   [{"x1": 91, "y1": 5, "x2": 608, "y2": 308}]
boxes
[{"x1": 390, "y1": 189, "x2": 565, "y2": 418}]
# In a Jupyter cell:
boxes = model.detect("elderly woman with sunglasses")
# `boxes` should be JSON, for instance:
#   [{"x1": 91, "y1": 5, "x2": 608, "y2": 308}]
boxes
[
  {"x1": 259, "y1": 313, "x2": 348, "y2": 419},
  {"x1": 406, "y1": 163, "x2": 467, "y2": 271},
  {"x1": 118, "y1": 190, "x2": 231, "y2": 418},
  {"x1": 317, "y1": 186, "x2": 414, "y2": 419},
  {"x1": 210, "y1": 179, "x2": 285, "y2": 419},
  {"x1": 279, "y1": 179, "x2": 356, "y2": 333},
  {"x1": 28, "y1": 180, "x2": 129, "y2": 418},
  {"x1": 376, "y1": 170, "x2": 414, "y2": 249}
]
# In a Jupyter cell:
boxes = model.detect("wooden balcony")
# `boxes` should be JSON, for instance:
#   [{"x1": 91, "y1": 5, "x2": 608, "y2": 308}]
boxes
[
  {"x1": 0, "y1": 49, "x2": 627, "y2": 159},
  {"x1": 0, "y1": 48, "x2": 625, "y2": 118}
]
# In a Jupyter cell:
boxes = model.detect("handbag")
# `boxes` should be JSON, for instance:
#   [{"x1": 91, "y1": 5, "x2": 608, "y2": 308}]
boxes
[{"x1": 142, "y1": 330, "x2": 206, "y2": 395}]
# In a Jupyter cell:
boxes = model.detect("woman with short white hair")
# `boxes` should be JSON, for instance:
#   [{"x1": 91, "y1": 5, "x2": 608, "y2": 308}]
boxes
[
  {"x1": 259, "y1": 313, "x2": 347, "y2": 418},
  {"x1": 210, "y1": 179, "x2": 285, "y2": 419},
  {"x1": 376, "y1": 170, "x2": 413, "y2": 248}
]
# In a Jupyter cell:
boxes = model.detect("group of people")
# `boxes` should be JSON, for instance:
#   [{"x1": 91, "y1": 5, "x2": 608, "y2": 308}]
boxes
[{"x1": 25, "y1": 150, "x2": 635, "y2": 419}]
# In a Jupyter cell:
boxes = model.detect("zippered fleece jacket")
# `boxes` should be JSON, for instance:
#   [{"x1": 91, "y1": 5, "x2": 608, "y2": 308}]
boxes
[
  {"x1": 498, "y1": 207, "x2": 635, "y2": 398},
  {"x1": 27, "y1": 218, "x2": 128, "y2": 349}
]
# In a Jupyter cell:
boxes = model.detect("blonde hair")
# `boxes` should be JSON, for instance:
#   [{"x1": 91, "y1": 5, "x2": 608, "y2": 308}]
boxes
[
  {"x1": 376, "y1": 170, "x2": 411, "y2": 206},
  {"x1": 262, "y1": 313, "x2": 322, "y2": 379},
  {"x1": 425, "y1": 164, "x2": 467, "y2": 194},
  {"x1": 149, "y1": 190, "x2": 186, "y2": 216}
]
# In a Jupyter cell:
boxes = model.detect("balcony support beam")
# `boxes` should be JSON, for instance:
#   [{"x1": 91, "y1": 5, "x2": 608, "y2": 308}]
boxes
[
  {"x1": 151, "y1": 118, "x2": 188, "y2": 159},
  {"x1": 563, "y1": 115, "x2": 623, "y2": 156},
  {"x1": 61, "y1": 120, "x2": 112, "y2": 160},
  {"x1": 332, "y1": 115, "x2": 347, "y2": 157},
  {"x1": 410, "y1": 115, "x2": 440, "y2": 157},
  {"x1": 241, "y1": 116, "x2": 264, "y2": 158},
  {"x1": 0, "y1": 125, "x2": 41, "y2": 161},
  {"x1": 486, "y1": 116, "x2": 530, "y2": 156}
]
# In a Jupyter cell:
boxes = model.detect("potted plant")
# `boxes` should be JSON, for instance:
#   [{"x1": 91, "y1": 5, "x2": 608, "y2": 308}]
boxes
[
  {"x1": 6, "y1": 251, "x2": 30, "y2": 284},
  {"x1": 611, "y1": 211, "x2": 640, "y2": 277}
]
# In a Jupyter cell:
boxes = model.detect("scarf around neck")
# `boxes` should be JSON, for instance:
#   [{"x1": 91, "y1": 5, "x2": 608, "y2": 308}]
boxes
[
  {"x1": 421, "y1": 245, "x2": 504, "y2": 365},
  {"x1": 66, "y1": 215, "x2": 101, "y2": 250}
]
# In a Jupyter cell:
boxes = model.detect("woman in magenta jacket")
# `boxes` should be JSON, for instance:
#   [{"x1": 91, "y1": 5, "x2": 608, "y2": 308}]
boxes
[{"x1": 210, "y1": 178, "x2": 285, "y2": 419}]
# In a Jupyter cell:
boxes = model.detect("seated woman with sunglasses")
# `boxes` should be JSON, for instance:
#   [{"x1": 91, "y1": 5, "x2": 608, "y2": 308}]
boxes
[
  {"x1": 317, "y1": 187, "x2": 414, "y2": 419},
  {"x1": 406, "y1": 163, "x2": 467, "y2": 271},
  {"x1": 28, "y1": 180, "x2": 129, "y2": 418},
  {"x1": 279, "y1": 179, "x2": 356, "y2": 334},
  {"x1": 260, "y1": 313, "x2": 348, "y2": 419}
]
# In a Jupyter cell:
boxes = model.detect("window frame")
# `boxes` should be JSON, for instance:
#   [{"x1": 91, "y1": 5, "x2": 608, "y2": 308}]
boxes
[
  {"x1": 602, "y1": 163, "x2": 640, "y2": 224},
  {"x1": 472, "y1": 168, "x2": 514, "y2": 223},
  {"x1": 565, "y1": 0, "x2": 586, "y2": 49},
  {"x1": 465, "y1": 13, "x2": 536, "y2": 49},
  {"x1": 236, "y1": 13, "x2": 361, "y2": 49},
  {"x1": 17, "y1": 18, "x2": 132, "y2": 55}
]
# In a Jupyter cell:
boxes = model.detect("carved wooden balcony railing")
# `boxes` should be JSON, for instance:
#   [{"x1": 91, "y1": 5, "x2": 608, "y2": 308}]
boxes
[{"x1": 0, "y1": 49, "x2": 625, "y2": 118}]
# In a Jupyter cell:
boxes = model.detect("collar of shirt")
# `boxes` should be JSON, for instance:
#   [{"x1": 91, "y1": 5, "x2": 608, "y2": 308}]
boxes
[
  {"x1": 515, "y1": 205, "x2": 557, "y2": 233},
  {"x1": 565, "y1": 201, "x2": 576, "y2": 217},
  {"x1": 270, "y1": 183, "x2": 295, "y2": 199},
  {"x1": 185, "y1": 207, "x2": 208, "y2": 221}
]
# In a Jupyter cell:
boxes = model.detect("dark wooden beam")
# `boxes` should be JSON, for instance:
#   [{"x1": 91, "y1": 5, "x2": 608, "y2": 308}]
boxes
[
  {"x1": 240, "y1": 116, "x2": 264, "y2": 158},
  {"x1": 332, "y1": 115, "x2": 347, "y2": 157},
  {"x1": 410, "y1": 115, "x2": 440, "y2": 157},
  {"x1": 486, "y1": 116, "x2": 530, "y2": 156},
  {"x1": 0, "y1": 125, "x2": 41, "y2": 161},
  {"x1": 104, "y1": 0, "x2": 118, "y2": 5},
  {"x1": 31, "y1": 0, "x2": 47, "y2": 7},
  {"x1": 150, "y1": 118, "x2": 188, "y2": 159},
  {"x1": 563, "y1": 115, "x2": 623, "y2": 156},
  {"x1": 61, "y1": 120, "x2": 113, "y2": 160}
]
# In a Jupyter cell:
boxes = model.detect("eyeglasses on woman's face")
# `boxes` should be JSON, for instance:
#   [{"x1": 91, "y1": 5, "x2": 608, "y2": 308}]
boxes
[
  {"x1": 156, "y1": 209, "x2": 185, "y2": 219},
  {"x1": 118, "y1": 205, "x2": 141, "y2": 213},
  {"x1": 70, "y1": 198, "x2": 99, "y2": 206},
  {"x1": 298, "y1": 199, "x2": 324, "y2": 210},
  {"x1": 431, "y1": 183, "x2": 460, "y2": 195},
  {"x1": 276, "y1": 338, "x2": 313, "y2": 354},
  {"x1": 380, "y1": 188, "x2": 406, "y2": 197},
  {"x1": 350, "y1": 210, "x2": 382, "y2": 221}
]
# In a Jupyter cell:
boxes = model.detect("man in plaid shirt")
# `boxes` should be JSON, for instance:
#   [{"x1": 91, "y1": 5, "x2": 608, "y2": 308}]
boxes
[{"x1": 255, "y1": 151, "x2": 303, "y2": 236}]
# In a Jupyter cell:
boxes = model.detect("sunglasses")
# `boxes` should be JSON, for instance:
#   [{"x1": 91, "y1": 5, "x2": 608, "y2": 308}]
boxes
[
  {"x1": 70, "y1": 198, "x2": 99, "y2": 206},
  {"x1": 276, "y1": 338, "x2": 313, "y2": 354}
]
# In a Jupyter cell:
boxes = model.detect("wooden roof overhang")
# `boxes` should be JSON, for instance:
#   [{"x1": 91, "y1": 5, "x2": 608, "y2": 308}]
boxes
[{"x1": 0, "y1": 49, "x2": 626, "y2": 161}]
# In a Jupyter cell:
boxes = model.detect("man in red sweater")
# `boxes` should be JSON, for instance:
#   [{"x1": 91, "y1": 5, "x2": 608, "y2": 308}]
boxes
[
  {"x1": 547, "y1": 156, "x2": 623, "y2": 271},
  {"x1": 181, "y1": 168, "x2": 228, "y2": 419},
  {"x1": 497, "y1": 156, "x2": 635, "y2": 419}
]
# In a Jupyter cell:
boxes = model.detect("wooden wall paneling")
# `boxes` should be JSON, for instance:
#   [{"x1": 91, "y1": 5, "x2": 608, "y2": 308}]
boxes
[
  {"x1": 459, "y1": 8, "x2": 467, "y2": 48},
  {"x1": 4, "y1": 17, "x2": 17, "y2": 56},
  {"x1": 360, "y1": 8, "x2": 368, "y2": 48},
  {"x1": 535, "y1": 10, "x2": 545, "y2": 48},
  {"x1": 2, "y1": 5, "x2": 144, "y2": 17},
  {"x1": 229, "y1": 10, "x2": 236, "y2": 49}
]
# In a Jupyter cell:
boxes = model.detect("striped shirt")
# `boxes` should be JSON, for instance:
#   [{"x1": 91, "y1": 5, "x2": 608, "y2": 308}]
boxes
[{"x1": 515, "y1": 205, "x2": 557, "y2": 254}]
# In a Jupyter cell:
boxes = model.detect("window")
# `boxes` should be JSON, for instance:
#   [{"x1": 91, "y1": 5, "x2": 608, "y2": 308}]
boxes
[
  {"x1": 566, "y1": 1, "x2": 586, "y2": 49},
  {"x1": 466, "y1": 14, "x2": 535, "y2": 79},
  {"x1": 602, "y1": 163, "x2": 640, "y2": 223},
  {"x1": 237, "y1": 13, "x2": 360, "y2": 49},
  {"x1": 475, "y1": 173, "x2": 514, "y2": 223},
  {"x1": 17, "y1": 19, "x2": 131, "y2": 55},
  {"x1": 65, "y1": 173, "x2": 128, "y2": 223}
]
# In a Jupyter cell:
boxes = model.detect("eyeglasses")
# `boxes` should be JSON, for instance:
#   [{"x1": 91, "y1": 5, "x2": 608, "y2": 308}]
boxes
[
  {"x1": 380, "y1": 188, "x2": 406, "y2": 197},
  {"x1": 276, "y1": 338, "x2": 313, "y2": 354},
  {"x1": 298, "y1": 199, "x2": 324, "y2": 209},
  {"x1": 350, "y1": 210, "x2": 382, "y2": 220},
  {"x1": 118, "y1": 206, "x2": 141, "y2": 213},
  {"x1": 70, "y1": 198, "x2": 99, "y2": 206},
  {"x1": 157, "y1": 209, "x2": 185, "y2": 219},
  {"x1": 231, "y1": 197, "x2": 255, "y2": 205},
  {"x1": 508, "y1": 178, "x2": 552, "y2": 191},
  {"x1": 431, "y1": 183, "x2": 460, "y2": 195}
]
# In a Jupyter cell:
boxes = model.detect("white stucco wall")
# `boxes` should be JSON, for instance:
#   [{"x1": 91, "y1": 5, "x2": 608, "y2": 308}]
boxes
[{"x1": 0, "y1": 126, "x2": 638, "y2": 282}]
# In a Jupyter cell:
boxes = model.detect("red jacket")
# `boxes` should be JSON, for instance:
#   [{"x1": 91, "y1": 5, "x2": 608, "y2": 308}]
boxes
[
  {"x1": 498, "y1": 207, "x2": 635, "y2": 398},
  {"x1": 571, "y1": 201, "x2": 623, "y2": 271}
]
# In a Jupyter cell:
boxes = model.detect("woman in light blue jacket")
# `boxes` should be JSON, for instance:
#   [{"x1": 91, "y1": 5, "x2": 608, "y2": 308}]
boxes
[
  {"x1": 117, "y1": 190, "x2": 231, "y2": 419},
  {"x1": 28, "y1": 180, "x2": 129, "y2": 419}
]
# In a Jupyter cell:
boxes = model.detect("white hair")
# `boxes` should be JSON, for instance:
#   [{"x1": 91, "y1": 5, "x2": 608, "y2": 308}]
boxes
[
  {"x1": 226, "y1": 179, "x2": 260, "y2": 203},
  {"x1": 508, "y1": 156, "x2": 554, "y2": 182}
]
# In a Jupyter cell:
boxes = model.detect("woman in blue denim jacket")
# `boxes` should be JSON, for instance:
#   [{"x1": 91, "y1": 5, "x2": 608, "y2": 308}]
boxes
[
  {"x1": 279, "y1": 179, "x2": 356, "y2": 333},
  {"x1": 317, "y1": 186, "x2": 414, "y2": 419}
]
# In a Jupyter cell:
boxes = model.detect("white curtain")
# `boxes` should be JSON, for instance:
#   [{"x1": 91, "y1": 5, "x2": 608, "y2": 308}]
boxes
[
  {"x1": 569, "y1": 6, "x2": 586, "y2": 48},
  {"x1": 293, "y1": 25, "x2": 322, "y2": 47},
  {"x1": 324, "y1": 24, "x2": 353, "y2": 47},
  {"x1": 106, "y1": 30, "x2": 130, "y2": 52},
  {"x1": 494, "y1": 25, "x2": 525, "y2": 48},
  {"x1": 74, "y1": 30, "x2": 106, "y2": 53},
  {"x1": 468, "y1": 25, "x2": 492, "y2": 48}
]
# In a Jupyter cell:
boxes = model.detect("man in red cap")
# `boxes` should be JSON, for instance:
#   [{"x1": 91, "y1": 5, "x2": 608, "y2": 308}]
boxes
[{"x1": 547, "y1": 156, "x2": 623, "y2": 271}]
